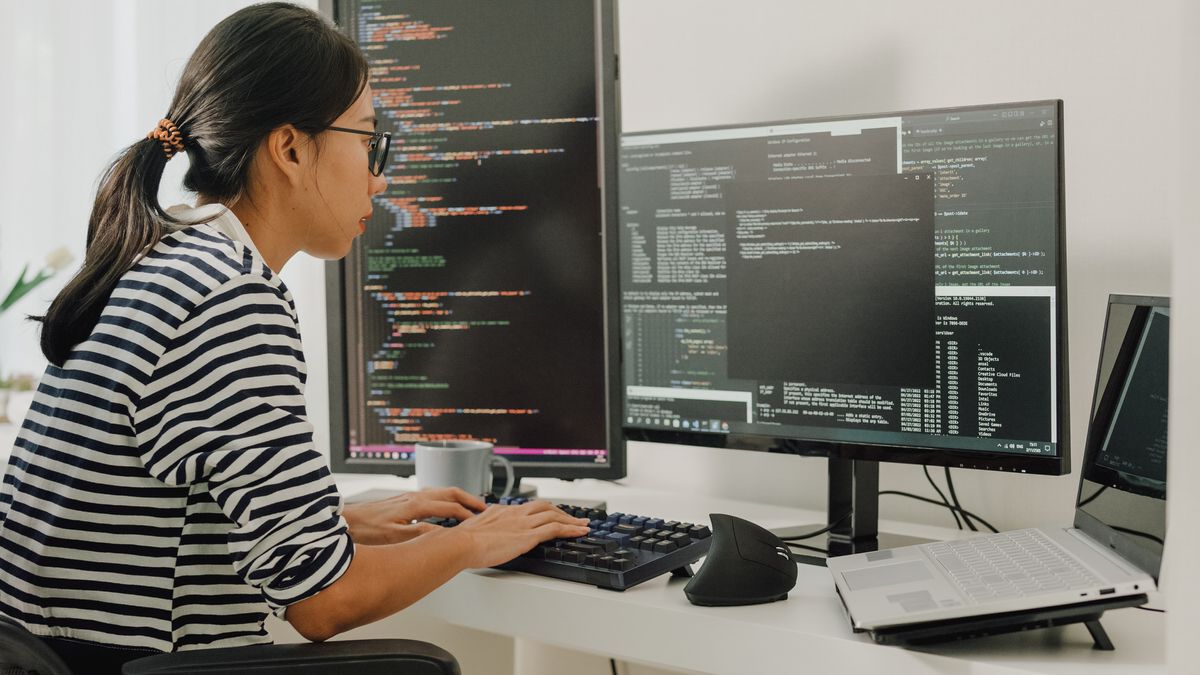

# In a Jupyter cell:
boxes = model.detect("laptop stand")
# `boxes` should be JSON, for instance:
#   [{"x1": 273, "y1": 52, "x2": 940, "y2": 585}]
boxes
[{"x1": 866, "y1": 594, "x2": 1148, "y2": 650}]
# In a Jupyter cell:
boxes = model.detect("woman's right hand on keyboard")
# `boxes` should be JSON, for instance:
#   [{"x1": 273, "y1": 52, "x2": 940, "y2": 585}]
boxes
[{"x1": 456, "y1": 500, "x2": 590, "y2": 569}]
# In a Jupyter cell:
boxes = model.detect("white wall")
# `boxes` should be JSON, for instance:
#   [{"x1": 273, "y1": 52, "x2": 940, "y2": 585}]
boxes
[
  {"x1": 0, "y1": 1, "x2": 1190, "y2": 672},
  {"x1": 0, "y1": 0, "x2": 279, "y2": 378},
  {"x1": 593, "y1": 0, "x2": 1179, "y2": 534},
  {"x1": 1166, "y1": 2, "x2": 1198, "y2": 672}
]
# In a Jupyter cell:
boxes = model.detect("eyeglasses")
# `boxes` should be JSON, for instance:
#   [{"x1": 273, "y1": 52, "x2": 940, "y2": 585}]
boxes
[{"x1": 326, "y1": 126, "x2": 392, "y2": 176}]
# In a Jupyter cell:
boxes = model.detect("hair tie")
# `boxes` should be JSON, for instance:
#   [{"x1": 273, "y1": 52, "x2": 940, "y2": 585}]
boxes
[{"x1": 146, "y1": 118, "x2": 185, "y2": 160}]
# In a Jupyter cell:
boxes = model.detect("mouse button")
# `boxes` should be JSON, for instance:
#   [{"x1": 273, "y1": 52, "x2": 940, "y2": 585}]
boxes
[{"x1": 730, "y1": 519, "x2": 796, "y2": 575}]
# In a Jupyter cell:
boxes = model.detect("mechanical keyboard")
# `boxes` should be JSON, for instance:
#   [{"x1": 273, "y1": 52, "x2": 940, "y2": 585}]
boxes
[{"x1": 425, "y1": 496, "x2": 712, "y2": 591}]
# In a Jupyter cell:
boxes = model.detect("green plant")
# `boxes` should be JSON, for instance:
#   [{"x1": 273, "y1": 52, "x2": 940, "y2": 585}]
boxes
[
  {"x1": 0, "y1": 246, "x2": 74, "y2": 315},
  {"x1": 0, "y1": 246, "x2": 74, "y2": 391}
]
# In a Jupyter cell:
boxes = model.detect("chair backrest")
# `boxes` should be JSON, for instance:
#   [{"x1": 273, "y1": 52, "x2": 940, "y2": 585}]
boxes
[
  {"x1": 0, "y1": 618, "x2": 73, "y2": 675},
  {"x1": 122, "y1": 639, "x2": 461, "y2": 675}
]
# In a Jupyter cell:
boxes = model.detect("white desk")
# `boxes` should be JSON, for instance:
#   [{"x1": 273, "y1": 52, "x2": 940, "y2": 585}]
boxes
[{"x1": 336, "y1": 474, "x2": 1166, "y2": 675}]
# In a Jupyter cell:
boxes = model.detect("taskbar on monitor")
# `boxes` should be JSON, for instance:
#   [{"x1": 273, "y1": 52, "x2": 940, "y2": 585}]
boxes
[
  {"x1": 349, "y1": 446, "x2": 608, "y2": 463},
  {"x1": 622, "y1": 419, "x2": 1055, "y2": 459}
]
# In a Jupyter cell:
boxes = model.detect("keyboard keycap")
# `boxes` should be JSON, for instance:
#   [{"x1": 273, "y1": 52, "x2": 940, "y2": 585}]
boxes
[
  {"x1": 668, "y1": 532, "x2": 692, "y2": 546},
  {"x1": 606, "y1": 532, "x2": 633, "y2": 545},
  {"x1": 563, "y1": 542, "x2": 603, "y2": 555},
  {"x1": 612, "y1": 558, "x2": 635, "y2": 571},
  {"x1": 653, "y1": 540, "x2": 677, "y2": 554},
  {"x1": 580, "y1": 536, "x2": 618, "y2": 552}
]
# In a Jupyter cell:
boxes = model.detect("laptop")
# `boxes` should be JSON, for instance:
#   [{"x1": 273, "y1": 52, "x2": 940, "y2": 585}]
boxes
[{"x1": 828, "y1": 294, "x2": 1168, "y2": 636}]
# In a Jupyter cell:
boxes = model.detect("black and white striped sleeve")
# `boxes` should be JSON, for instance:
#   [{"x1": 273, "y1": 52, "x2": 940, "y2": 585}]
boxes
[{"x1": 131, "y1": 273, "x2": 353, "y2": 616}]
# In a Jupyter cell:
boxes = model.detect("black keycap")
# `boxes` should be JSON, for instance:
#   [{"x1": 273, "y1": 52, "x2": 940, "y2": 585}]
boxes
[
  {"x1": 674, "y1": 522, "x2": 693, "y2": 533},
  {"x1": 653, "y1": 540, "x2": 676, "y2": 554},
  {"x1": 561, "y1": 550, "x2": 584, "y2": 564},
  {"x1": 613, "y1": 524, "x2": 640, "y2": 536},
  {"x1": 668, "y1": 532, "x2": 692, "y2": 546},
  {"x1": 641, "y1": 528, "x2": 661, "y2": 539},
  {"x1": 563, "y1": 542, "x2": 603, "y2": 555},
  {"x1": 545, "y1": 548, "x2": 563, "y2": 561},
  {"x1": 661, "y1": 521, "x2": 681, "y2": 533},
  {"x1": 587, "y1": 509, "x2": 607, "y2": 521},
  {"x1": 597, "y1": 555, "x2": 616, "y2": 569},
  {"x1": 628, "y1": 536, "x2": 647, "y2": 549},
  {"x1": 688, "y1": 525, "x2": 712, "y2": 539},
  {"x1": 613, "y1": 548, "x2": 635, "y2": 558},
  {"x1": 612, "y1": 558, "x2": 635, "y2": 571},
  {"x1": 639, "y1": 538, "x2": 660, "y2": 551},
  {"x1": 580, "y1": 536, "x2": 618, "y2": 552},
  {"x1": 584, "y1": 554, "x2": 600, "y2": 567}
]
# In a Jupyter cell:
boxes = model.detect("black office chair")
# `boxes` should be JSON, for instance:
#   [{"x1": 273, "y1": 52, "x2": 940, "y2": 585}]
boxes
[{"x1": 0, "y1": 617, "x2": 460, "y2": 675}]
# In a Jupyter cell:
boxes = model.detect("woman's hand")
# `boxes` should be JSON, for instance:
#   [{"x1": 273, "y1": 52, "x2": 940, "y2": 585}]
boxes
[
  {"x1": 342, "y1": 487, "x2": 487, "y2": 545},
  {"x1": 454, "y1": 500, "x2": 591, "y2": 569}
]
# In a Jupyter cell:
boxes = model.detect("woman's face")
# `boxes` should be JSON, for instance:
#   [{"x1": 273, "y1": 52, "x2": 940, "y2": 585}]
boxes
[{"x1": 299, "y1": 84, "x2": 388, "y2": 259}]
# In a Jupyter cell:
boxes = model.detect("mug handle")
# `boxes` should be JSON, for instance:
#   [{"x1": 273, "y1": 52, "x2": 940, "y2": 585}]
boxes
[{"x1": 491, "y1": 455, "x2": 515, "y2": 498}]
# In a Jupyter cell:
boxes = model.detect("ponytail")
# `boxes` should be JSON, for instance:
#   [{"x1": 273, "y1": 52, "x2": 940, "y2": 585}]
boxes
[{"x1": 38, "y1": 137, "x2": 178, "y2": 366}]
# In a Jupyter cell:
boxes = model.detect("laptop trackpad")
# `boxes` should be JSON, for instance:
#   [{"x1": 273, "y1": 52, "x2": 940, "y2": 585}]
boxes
[{"x1": 843, "y1": 561, "x2": 934, "y2": 590}]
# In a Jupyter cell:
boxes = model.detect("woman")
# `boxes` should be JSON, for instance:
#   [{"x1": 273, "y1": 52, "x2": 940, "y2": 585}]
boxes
[{"x1": 0, "y1": 3, "x2": 590, "y2": 672}]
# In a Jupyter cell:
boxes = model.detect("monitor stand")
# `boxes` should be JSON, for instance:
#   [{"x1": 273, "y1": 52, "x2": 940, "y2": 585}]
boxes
[{"x1": 769, "y1": 457, "x2": 930, "y2": 566}]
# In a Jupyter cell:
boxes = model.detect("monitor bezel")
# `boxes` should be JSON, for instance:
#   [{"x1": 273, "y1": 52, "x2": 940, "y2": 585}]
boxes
[
  {"x1": 325, "y1": 0, "x2": 625, "y2": 480},
  {"x1": 621, "y1": 99, "x2": 1070, "y2": 476}
]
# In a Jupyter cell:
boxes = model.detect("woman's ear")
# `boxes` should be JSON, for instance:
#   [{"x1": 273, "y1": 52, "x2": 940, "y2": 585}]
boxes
[{"x1": 264, "y1": 124, "x2": 309, "y2": 187}]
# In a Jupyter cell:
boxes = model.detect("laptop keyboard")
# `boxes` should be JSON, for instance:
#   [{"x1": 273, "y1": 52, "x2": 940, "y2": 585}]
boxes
[{"x1": 924, "y1": 529, "x2": 1103, "y2": 603}]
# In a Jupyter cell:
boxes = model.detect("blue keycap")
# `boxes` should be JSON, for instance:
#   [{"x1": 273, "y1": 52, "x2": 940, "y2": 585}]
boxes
[
  {"x1": 644, "y1": 518, "x2": 665, "y2": 529},
  {"x1": 631, "y1": 517, "x2": 648, "y2": 528},
  {"x1": 605, "y1": 532, "x2": 633, "y2": 544}
]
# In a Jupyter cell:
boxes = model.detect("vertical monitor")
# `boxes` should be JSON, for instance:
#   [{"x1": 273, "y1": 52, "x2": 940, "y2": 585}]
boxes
[
  {"x1": 619, "y1": 100, "x2": 1067, "y2": 474},
  {"x1": 327, "y1": 0, "x2": 623, "y2": 480}
]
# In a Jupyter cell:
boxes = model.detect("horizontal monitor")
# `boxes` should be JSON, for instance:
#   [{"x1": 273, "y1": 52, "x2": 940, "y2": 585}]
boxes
[{"x1": 619, "y1": 100, "x2": 1067, "y2": 474}]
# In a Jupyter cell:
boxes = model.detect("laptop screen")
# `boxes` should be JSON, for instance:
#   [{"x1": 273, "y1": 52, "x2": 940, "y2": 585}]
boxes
[{"x1": 1075, "y1": 295, "x2": 1169, "y2": 579}]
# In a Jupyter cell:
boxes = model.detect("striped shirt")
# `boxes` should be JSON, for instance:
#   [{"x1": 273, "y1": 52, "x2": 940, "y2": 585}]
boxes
[{"x1": 0, "y1": 210, "x2": 354, "y2": 653}]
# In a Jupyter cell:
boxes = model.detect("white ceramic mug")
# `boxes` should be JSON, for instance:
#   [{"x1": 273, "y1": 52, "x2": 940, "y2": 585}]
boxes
[{"x1": 414, "y1": 440, "x2": 515, "y2": 497}]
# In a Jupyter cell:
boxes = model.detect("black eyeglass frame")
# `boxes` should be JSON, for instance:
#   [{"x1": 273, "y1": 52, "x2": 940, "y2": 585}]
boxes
[{"x1": 326, "y1": 125, "x2": 392, "y2": 176}]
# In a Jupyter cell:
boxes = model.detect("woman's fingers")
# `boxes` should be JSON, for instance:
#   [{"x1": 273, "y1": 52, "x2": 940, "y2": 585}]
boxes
[
  {"x1": 419, "y1": 487, "x2": 486, "y2": 512},
  {"x1": 415, "y1": 500, "x2": 476, "y2": 521}
]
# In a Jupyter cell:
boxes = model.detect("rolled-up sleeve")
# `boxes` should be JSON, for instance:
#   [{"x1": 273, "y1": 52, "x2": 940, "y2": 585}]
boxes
[{"x1": 133, "y1": 274, "x2": 353, "y2": 616}]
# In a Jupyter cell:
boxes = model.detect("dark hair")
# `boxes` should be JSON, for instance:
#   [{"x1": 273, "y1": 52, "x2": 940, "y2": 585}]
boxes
[{"x1": 38, "y1": 2, "x2": 368, "y2": 366}]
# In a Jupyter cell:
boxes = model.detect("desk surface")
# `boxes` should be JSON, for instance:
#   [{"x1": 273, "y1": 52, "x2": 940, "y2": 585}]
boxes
[{"x1": 337, "y1": 474, "x2": 1165, "y2": 675}]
